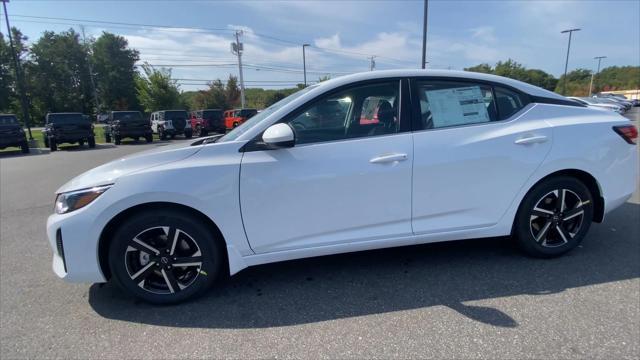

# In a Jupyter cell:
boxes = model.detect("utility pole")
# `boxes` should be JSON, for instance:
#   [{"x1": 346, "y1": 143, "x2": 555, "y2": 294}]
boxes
[
  {"x1": 369, "y1": 56, "x2": 376, "y2": 71},
  {"x1": 302, "y1": 43, "x2": 310, "y2": 87},
  {"x1": 421, "y1": 0, "x2": 428, "y2": 69},
  {"x1": 230, "y1": 30, "x2": 246, "y2": 108},
  {"x1": 80, "y1": 25, "x2": 100, "y2": 115},
  {"x1": 2, "y1": 0, "x2": 32, "y2": 140},
  {"x1": 560, "y1": 28, "x2": 581, "y2": 95},
  {"x1": 588, "y1": 56, "x2": 606, "y2": 96}
]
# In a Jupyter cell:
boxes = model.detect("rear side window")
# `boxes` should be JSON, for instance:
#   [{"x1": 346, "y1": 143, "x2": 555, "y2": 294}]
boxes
[
  {"x1": 416, "y1": 81, "x2": 497, "y2": 129},
  {"x1": 495, "y1": 87, "x2": 526, "y2": 120}
]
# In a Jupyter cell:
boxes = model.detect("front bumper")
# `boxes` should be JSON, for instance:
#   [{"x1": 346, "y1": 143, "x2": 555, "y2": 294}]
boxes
[{"x1": 46, "y1": 209, "x2": 107, "y2": 283}]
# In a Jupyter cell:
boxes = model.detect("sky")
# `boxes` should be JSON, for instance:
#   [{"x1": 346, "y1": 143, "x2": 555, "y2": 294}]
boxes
[{"x1": 2, "y1": 0, "x2": 639, "y2": 91}]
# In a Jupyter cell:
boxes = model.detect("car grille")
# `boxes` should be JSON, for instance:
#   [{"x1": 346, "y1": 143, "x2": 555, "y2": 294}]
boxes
[{"x1": 56, "y1": 229, "x2": 67, "y2": 273}]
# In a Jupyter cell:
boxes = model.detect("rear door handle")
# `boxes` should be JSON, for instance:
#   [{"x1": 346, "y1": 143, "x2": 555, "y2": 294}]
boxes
[
  {"x1": 515, "y1": 135, "x2": 548, "y2": 145},
  {"x1": 370, "y1": 153, "x2": 408, "y2": 164}
]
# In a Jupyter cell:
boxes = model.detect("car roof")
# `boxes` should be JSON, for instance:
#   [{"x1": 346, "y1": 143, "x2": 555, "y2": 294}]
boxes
[{"x1": 316, "y1": 69, "x2": 568, "y2": 100}]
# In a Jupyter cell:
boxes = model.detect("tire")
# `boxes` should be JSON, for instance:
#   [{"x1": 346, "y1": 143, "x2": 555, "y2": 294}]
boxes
[
  {"x1": 513, "y1": 176, "x2": 594, "y2": 258},
  {"x1": 232, "y1": 122, "x2": 239, "y2": 128},
  {"x1": 78, "y1": 139, "x2": 85, "y2": 147},
  {"x1": 88, "y1": 136, "x2": 96, "y2": 148},
  {"x1": 145, "y1": 134, "x2": 153, "y2": 143},
  {"x1": 105, "y1": 134, "x2": 112, "y2": 143},
  {"x1": 114, "y1": 135, "x2": 121, "y2": 145},
  {"x1": 49, "y1": 137, "x2": 57, "y2": 152},
  {"x1": 159, "y1": 128, "x2": 167, "y2": 140},
  {"x1": 20, "y1": 141, "x2": 30, "y2": 153},
  {"x1": 185, "y1": 130, "x2": 193, "y2": 139},
  {"x1": 108, "y1": 210, "x2": 222, "y2": 304},
  {"x1": 43, "y1": 134, "x2": 49, "y2": 147}
]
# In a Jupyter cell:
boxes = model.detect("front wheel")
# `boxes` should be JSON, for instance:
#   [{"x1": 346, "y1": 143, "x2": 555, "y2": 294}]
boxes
[
  {"x1": 108, "y1": 210, "x2": 222, "y2": 304},
  {"x1": 513, "y1": 176, "x2": 594, "y2": 258}
]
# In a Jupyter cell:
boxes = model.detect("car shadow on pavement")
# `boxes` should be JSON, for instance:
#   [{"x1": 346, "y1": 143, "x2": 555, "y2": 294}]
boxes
[{"x1": 89, "y1": 203, "x2": 639, "y2": 329}]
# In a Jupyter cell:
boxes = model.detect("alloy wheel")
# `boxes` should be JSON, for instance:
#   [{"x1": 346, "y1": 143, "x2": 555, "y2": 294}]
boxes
[
  {"x1": 124, "y1": 226, "x2": 203, "y2": 295},
  {"x1": 529, "y1": 189, "x2": 586, "y2": 248}
]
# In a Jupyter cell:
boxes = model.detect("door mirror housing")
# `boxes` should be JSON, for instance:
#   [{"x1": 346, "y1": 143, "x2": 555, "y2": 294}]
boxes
[{"x1": 262, "y1": 123, "x2": 295, "y2": 149}]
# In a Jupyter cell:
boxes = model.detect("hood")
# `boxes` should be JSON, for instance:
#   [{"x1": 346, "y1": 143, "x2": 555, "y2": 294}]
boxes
[{"x1": 57, "y1": 141, "x2": 202, "y2": 193}]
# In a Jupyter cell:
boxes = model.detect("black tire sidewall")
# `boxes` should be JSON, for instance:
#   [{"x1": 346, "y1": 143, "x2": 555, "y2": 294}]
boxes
[
  {"x1": 108, "y1": 211, "x2": 221, "y2": 304},
  {"x1": 515, "y1": 176, "x2": 594, "y2": 258}
]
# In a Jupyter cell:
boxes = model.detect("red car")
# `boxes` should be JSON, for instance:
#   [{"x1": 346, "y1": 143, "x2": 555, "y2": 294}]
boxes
[
  {"x1": 224, "y1": 108, "x2": 258, "y2": 130},
  {"x1": 190, "y1": 109, "x2": 225, "y2": 136}
]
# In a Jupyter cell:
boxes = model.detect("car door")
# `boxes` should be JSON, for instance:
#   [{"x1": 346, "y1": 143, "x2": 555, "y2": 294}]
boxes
[
  {"x1": 410, "y1": 79, "x2": 552, "y2": 234},
  {"x1": 240, "y1": 80, "x2": 414, "y2": 253}
]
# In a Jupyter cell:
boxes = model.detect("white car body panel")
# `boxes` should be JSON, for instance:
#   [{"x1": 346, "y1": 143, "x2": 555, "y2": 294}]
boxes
[{"x1": 45, "y1": 70, "x2": 638, "y2": 283}]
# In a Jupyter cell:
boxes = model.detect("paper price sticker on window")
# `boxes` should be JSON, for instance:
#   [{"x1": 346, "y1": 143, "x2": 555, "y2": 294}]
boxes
[{"x1": 425, "y1": 86, "x2": 491, "y2": 128}]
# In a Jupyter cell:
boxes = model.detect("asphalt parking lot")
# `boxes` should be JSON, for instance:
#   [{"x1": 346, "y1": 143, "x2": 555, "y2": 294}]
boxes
[{"x1": 1, "y1": 109, "x2": 639, "y2": 359}]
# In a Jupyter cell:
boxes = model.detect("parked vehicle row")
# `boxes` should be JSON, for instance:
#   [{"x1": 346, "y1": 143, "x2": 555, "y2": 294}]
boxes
[{"x1": 568, "y1": 97, "x2": 626, "y2": 114}]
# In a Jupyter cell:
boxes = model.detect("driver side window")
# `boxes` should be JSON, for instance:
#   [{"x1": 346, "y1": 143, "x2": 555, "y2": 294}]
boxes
[{"x1": 288, "y1": 81, "x2": 400, "y2": 145}]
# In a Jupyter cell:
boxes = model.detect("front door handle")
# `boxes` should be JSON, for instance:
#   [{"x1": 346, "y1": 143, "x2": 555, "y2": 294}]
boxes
[
  {"x1": 370, "y1": 153, "x2": 408, "y2": 164},
  {"x1": 515, "y1": 135, "x2": 548, "y2": 145}
]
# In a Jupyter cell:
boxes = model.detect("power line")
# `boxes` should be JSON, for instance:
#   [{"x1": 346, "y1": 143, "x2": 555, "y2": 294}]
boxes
[{"x1": 10, "y1": 14, "x2": 416, "y2": 65}]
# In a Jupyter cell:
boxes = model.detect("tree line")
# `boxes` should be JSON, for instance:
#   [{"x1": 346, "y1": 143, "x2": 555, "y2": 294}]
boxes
[
  {"x1": 2, "y1": 27, "x2": 638, "y2": 126},
  {"x1": 1, "y1": 27, "x2": 300, "y2": 126},
  {"x1": 464, "y1": 59, "x2": 639, "y2": 96}
]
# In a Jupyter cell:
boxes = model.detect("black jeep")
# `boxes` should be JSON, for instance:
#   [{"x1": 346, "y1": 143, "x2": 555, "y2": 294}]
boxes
[
  {"x1": 0, "y1": 114, "x2": 29, "y2": 153},
  {"x1": 105, "y1": 111, "x2": 152, "y2": 145},
  {"x1": 43, "y1": 112, "x2": 95, "y2": 151}
]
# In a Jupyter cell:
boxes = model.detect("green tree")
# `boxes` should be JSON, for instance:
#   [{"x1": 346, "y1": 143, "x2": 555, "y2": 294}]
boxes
[
  {"x1": 29, "y1": 29, "x2": 93, "y2": 124},
  {"x1": 225, "y1": 75, "x2": 240, "y2": 107},
  {"x1": 135, "y1": 63, "x2": 181, "y2": 112},
  {"x1": 464, "y1": 63, "x2": 493, "y2": 74},
  {"x1": 555, "y1": 68, "x2": 592, "y2": 96},
  {"x1": 92, "y1": 32, "x2": 140, "y2": 111},
  {"x1": 265, "y1": 91, "x2": 286, "y2": 107},
  {"x1": 0, "y1": 33, "x2": 13, "y2": 113}
]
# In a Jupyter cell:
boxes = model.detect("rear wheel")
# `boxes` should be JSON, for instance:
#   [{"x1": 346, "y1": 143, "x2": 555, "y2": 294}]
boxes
[
  {"x1": 514, "y1": 176, "x2": 594, "y2": 258},
  {"x1": 108, "y1": 210, "x2": 222, "y2": 304},
  {"x1": 20, "y1": 140, "x2": 29, "y2": 153},
  {"x1": 49, "y1": 137, "x2": 57, "y2": 152}
]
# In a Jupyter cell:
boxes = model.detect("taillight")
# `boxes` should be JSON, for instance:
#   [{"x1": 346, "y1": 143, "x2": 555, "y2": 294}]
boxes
[{"x1": 613, "y1": 125, "x2": 638, "y2": 144}]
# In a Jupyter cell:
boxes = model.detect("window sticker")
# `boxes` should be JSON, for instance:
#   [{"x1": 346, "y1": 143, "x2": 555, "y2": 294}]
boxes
[{"x1": 425, "y1": 86, "x2": 490, "y2": 128}]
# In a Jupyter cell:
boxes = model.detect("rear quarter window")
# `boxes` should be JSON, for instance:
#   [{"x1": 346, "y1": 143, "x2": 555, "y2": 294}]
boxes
[{"x1": 495, "y1": 87, "x2": 526, "y2": 120}]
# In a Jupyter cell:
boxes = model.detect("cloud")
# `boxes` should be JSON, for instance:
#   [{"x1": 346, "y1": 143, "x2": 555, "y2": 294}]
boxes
[{"x1": 470, "y1": 26, "x2": 496, "y2": 43}]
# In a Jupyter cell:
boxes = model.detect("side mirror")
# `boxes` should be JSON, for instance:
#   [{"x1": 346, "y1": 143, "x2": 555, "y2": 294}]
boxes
[{"x1": 262, "y1": 123, "x2": 295, "y2": 149}]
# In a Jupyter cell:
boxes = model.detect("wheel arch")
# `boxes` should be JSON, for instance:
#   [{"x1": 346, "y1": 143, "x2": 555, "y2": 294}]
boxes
[
  {"x1": 523, "y1": 169, "x2": 605, "y2": 223},
  {"x1": 98, "y1": 202, "x2": 229, "y2": 280}
]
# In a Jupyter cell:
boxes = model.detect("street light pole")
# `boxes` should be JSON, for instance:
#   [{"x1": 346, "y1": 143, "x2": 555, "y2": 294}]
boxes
[
  {"x1": 2, "y1": 0, "x2": 33, "y2": 140},
  {"x1": 588, "y1": 56, "x2": 606, "y2": 96},
  {"x1": 302, "y1": 43, "x2": 310, "y2": 87},
  {"x1": 421, "y1": 0, "x2": 428, "y2": 69},
  {"x1": 560, "y1": 28, "x2": 581, "y2": 95}
]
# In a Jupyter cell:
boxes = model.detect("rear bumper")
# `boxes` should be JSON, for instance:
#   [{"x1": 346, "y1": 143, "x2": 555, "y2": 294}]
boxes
[
  {"x1": 113, "y1": 129, "x2": 152, "y2": 137},
  {"x1": 0, "y1": 135, "x2": 26, "y2": 148},
  {"x1": 50, "y1": 132, "x2": 94, "y2": 143}
]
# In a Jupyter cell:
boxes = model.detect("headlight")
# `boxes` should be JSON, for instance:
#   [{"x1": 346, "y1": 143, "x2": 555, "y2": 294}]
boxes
[{"x1": 55, "y1": 185, "x2": 112, "y2": 214}]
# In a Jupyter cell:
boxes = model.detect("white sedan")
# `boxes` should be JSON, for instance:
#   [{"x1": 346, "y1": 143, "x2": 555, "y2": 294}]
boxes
[{"x1": 47, "y1": 70, "x2": 638, "y2": 304}]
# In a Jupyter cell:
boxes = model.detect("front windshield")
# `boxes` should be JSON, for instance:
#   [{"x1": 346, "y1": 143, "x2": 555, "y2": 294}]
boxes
[
  {"x1": 47, "y1": 113, "x2": 86, "y2": 124},
  {"x1": 0, "y1": 115, "x2": 19, "y2": 125},
  {"x1": 112, "y1": 112, "x2": 143, "y2": 122},
  {"x1": 218, "y1": 86, "x2": 317, "y2": 142}
]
